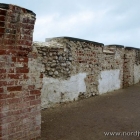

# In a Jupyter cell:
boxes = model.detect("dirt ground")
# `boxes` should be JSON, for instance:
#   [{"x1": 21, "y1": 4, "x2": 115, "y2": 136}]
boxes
[{"x1": 41, "y1": 83, "x2": 140, "y2": 140}]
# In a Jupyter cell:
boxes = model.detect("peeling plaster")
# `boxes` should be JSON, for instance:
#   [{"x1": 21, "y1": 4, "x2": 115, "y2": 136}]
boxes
[
  {"x1": 98, "y1": 69, "x2": 121, "y2": 94},
  {"x1": 41, "y1": 73, "x2": 87, "y2": 108}
]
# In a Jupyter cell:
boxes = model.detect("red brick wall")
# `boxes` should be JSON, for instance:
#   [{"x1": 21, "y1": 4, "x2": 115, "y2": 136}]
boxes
[{"x1": 0, "y1": 4, "x2": 42, "y2": 140}]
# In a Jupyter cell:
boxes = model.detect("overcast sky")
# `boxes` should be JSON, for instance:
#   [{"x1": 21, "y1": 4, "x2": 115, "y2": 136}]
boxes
[{"x1": 1, "y1": 0, "x2": 140, "y2": 48}]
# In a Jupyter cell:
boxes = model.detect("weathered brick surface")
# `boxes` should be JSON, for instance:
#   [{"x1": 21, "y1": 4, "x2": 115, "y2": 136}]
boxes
[{"x1": 0, "y1": 3, "x2": 42, "y2": 140}]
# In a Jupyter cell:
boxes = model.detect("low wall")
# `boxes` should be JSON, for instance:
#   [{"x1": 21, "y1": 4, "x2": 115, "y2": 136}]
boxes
[{"x1": 33, "y1": 37, "x2": 140, "y2": 109}]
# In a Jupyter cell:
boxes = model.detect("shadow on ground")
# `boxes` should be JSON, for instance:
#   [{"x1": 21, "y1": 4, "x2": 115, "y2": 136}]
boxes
[{"x1": 41, "y1": 83, "x2": 140, "y2": 140}]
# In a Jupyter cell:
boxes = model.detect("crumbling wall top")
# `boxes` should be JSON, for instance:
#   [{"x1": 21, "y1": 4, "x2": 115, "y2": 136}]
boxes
[
  {"x1": 125, "y1": 46, "x2": 140, "y2": 50},
  {"x1": 105, "y1": 44, "x2": 124, "y2": 48},
  {"x1": 45, "y1": 36, "x2": 104, "y2": 46}
]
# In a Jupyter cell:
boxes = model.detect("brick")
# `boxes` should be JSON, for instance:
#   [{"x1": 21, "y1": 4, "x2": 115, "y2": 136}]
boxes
[
  {"x1": 30, "y1": 99, "x2": 41, "y2": 106},
  {"x1": 28, "y1": 85, "x2": 35, "y2": 90},
  {"x1": 0, "y1": 99, "x2": 6, "y2": 107},
  {"x1": 0, "y1": 81, "x2": 7, "y2": 87},
  {"x1": 3, "y1": 39, "x2": 16, "y2": 45},
  {"x1": 23, "y1": 74, "x2": 29, "y2": 79},
  {"x1": 0, "y1": 69, "x2": 6, "y2": 73},
  {"x1": 4, "y1": 34, "x2": 16, "y2": 40},
  {"x1": 7, "y1": 86, "x2": 22, "y2": 91},
  {"x1": 23, "y1": 96, "x2": 35, "y2": 102},
  {"x1": 1, "y1": 45, "x2": 15, "y2": 50},
  {"x1": 7, "y1": 68, "x2": 15, "y2": 73},
  {"x1": 0, "y1": 50, "x2": 6, "y2": 55},
  {"x1": 0, "y1": 34, "x2": 4, "y2": 38},
  {"x1": 7, "y1": 98, "x2": 21, "y2": 104},
  {"x1": 21, "y1": 23, "x2": 34, "y2": 30},
  {"x1": 0, "y1": 22, "x2": 4, "y2": 27},
  {"x1": 5, "y1": 22, "x2": 17, "y2": 29},
  {"x1": 11, "y1": 102, "x2": 30, "y2": 110},
  {"x1": 7, "y1": 16, "x2": 19, "y2": 23},
  {"x1": 0, "y1": 74, "x2": 6, "y2": 79},
  {"x1": 0, "y1": 38, "x2": 3, "y2": 44},
  {"x1": 22, "y1": 18, "x2": 35, "y2": 24},
  {"x1": 0, "y1": 62, "x2": 5, "y2": 67},
  {"x1": 0, "y1": 28, "x2": 5, "y2": 34},
  {"x1": 6, "y1": 49, "x2": 17, "y2": 55},
  {"x1": 0, "y1": 9, "x2": 7, "y2": 16},
  {"x1": 17, "y1": 51, "x2": 29, "y2": 57},
  {"x1": 12, "y1": 6, "x2": 21, "y2": 13},
  {"x1": 16, "y1": 68, "x2": 29, "y2": 73},
  {"x1": 8, "y1": 74, "x2": 23, "y2": 79},
  {"x1": 30, "y1": 90, "x2": 40, "y2": 95},
  {"x1": 0, "y1": 16, "x2": 5, "y2": 21},
  {"x1": 1, "y1": 116, "x2": 16, "y2": 124},
  {"x1": 11, "y1": 57, "x2": 16, "y2": 62},
  {"x1": 0, "y1": 94, "x2": 7, "y2": 99}
]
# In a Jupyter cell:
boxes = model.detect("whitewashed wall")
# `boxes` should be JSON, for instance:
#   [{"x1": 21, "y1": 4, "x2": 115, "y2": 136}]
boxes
[
  {"x1": 41, "y1": 73, "x2": 87, "y2": 108},
  {"x1": 134, "y1": 64, "x2": 140, "y2": 84},
  {"x1": 98, "y1": 69, "x2": 121, "y2": 94}
]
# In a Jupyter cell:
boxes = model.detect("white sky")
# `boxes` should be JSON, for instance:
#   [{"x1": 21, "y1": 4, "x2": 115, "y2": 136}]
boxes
[{"x1": 1, "y1": 0, "x2": 140, "y2": 48}]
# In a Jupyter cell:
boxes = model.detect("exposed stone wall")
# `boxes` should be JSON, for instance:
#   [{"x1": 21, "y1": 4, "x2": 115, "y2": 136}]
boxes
[
  {"x1": 123, "y1": 47, "x2": 140, "y2": 87},
  {"x1": 123, "y1": 48, "x2": 135, "y2": 87},
  {"x1": 66, "y1": 38, "x2": 103, "y2": 97},
  {"x1": 34, "y1": 37, "x2": 138, "y2": 109},
  {"x1": 103, "y1": 45, "x2": 125, "y2": 88},
  {"x1": 33, "y1": 41, "x2": 72, "y2": 79},
  {"x1": 99, "y1": 45, "x2": 124, "y2": 94},
  {"x1": 134, "y1": 49, "x2": 140, "y2": 84},
  {"x1": 0, "y1": 4, "x2": 42, "y2": 140}
]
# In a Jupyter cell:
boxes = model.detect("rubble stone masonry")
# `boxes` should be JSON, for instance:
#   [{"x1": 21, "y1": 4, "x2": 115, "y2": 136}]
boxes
[
  {"x1": 0, "y1": 3, "x2": 42, "y2": 140},
  {"x1": 33, "y1": 37, "x2": 140, "y2": 109}
]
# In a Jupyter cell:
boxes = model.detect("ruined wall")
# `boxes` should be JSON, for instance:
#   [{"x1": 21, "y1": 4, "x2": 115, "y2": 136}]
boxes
[
  {"x1": 34, "y1": 37, "x2": 128, "y2": 109},
  {"x1": 123, "y1": 47, "x2": 140, "y2": 87},
  {"x1": 65, "y1": 37, "x2": 103, "y2": 98},
  {"x1": 33, "y1": 40, "x2": 72, "y2": 108},
  {"x1": 99, "y1": 45, "x2": 125, "y2": 93},
  {"x1": 134, "y1": 49, "x2": 140, "y2": 84},
  {"x1": 0, "y1": 4, "x2": 42, "y2": 140}
]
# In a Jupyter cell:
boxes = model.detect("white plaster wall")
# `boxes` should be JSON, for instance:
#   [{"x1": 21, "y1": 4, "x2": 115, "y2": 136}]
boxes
[
  {"x1": 41, "y1": 73, "x2": 87, "y2": 108},
  {"x1": 98, "y1": 69, "x2": 121, "y2": 94},
  {"x1": 134, "y1": 64, "x2": 140, "y2": 84}
]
